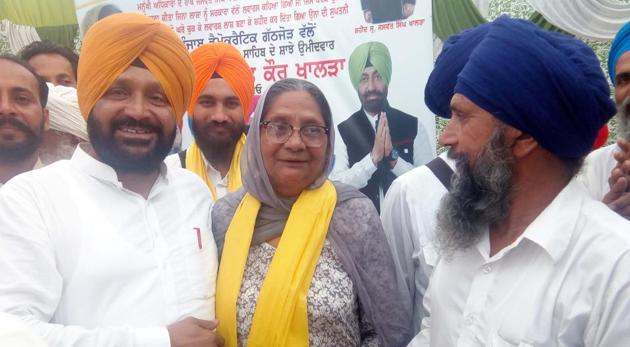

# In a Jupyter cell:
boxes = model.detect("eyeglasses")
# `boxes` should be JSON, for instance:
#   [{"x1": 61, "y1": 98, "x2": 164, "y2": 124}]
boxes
[{"x1": 260, "y1": 120, "x2": 329, "y2": 148}]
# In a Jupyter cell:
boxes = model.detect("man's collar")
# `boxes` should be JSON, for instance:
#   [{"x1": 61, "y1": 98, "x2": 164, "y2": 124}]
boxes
[
  {"x1": 473, "y1": 178, "x2": 584, "y2": 264},
  {"x1": 70, "y1": 143, "x2": 168, "y2": 187}
]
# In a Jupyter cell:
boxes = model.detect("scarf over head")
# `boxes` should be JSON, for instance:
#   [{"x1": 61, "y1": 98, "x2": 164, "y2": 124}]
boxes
[
  {"x1": 455, "y1": 16, "x2": 616, "y2": 159},
  {"x1": 186, "y1": 43, "x2": 253, "y2": 199},
  {"x1": 348, "y1": 41, "x2": 392, "y2": 90},
  {"x1": 213, "y1": 79, "x2": 412, "y2": 346},
  {"x1": 77, "y1": 12, "x2": 194, "y2": 122},
  {"x1": 46, "y1": 83, "x2": 88, "y2": 141},
  {"x1": 608, "y1": 21, "x2": 630, "y2": 85},
  {"x1": 425, "y1": 23, "x2": 490, "y2": 119}
]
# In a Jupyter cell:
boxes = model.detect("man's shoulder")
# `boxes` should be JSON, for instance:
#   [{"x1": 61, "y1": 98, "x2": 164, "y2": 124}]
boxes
[
  {"x1": 338, "y1": 109, "x2": 365, "y2": 129},
  {"x1": 573, "y1": 196, "x2": 630, "y2": 258},
  {"x1": 387, "y1": 106, "x2": 418, "y2": 123}
]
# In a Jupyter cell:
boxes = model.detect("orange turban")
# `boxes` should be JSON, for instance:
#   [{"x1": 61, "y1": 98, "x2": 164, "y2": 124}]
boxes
[
  {"x1": 77, "y1": 13, "x2": 194, "y2": 122},
  {"x1": 188, "y1": 43, "x2": 254, "y2": 117}
]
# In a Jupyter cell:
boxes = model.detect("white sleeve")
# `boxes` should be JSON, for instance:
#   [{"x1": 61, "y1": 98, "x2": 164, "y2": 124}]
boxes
[
  {"x1": 0, "y1": 181, "x2": 171, "y2": 347},
  {"x1": 381, "y1": 177, "x2": 429, "y2": 334},
  {"x1": 329, "y1": 148, "x2": 377, "y2": 189}
]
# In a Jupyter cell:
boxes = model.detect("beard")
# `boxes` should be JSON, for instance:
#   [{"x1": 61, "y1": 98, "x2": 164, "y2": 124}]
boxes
[
  {"x1": 192, "y1": 118, "x2": 244, "y2": 161},
  {"x1": 87, "y1": 115, "x2": 175, "y2": 173},
  {"x1": 359, "y1": 89, "x2": 388, "y2": 114},
  {"x1": 617, "y1": 97, "x2": 630, "y2": 141},
  {"x1": 436, "y1": 126, "x2": 514, "y2": 256},
  {"x1": 0, "y1": 115, "x2": 45, "y2": 164}
]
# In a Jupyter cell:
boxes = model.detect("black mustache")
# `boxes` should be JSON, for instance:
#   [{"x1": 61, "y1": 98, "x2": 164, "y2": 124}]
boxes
[{"x1": 0, "y1": 116, "x2": 32, "y2": 134}]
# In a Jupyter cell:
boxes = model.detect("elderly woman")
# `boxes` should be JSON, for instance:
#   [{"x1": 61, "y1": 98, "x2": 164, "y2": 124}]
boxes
[{"x1": 212, "y1": 78, "x2": 412, "y2": 347}]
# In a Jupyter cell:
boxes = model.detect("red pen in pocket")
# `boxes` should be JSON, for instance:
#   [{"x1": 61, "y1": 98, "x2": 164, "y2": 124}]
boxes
[{"x1": 194, "y1": 227, "x2": 202, "y2": 249}]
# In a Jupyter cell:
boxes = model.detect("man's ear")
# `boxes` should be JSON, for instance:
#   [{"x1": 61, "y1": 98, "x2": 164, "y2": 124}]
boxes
[
  {"x1": 43, "y1": 108, "x2": 50, "y2": 131},
  {"x1": 507, "y1": 128, "x2": 538, "y2": 159}
]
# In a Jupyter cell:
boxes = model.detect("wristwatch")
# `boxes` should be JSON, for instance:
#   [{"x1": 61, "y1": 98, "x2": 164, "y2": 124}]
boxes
[{"x1": 387, "y1": 148, "x2": 399, "y2": 162}]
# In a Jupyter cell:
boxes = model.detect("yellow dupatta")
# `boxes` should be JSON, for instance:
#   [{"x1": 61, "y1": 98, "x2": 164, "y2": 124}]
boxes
[
  {"x1": 216, "y1": 180, "x2": 337, "y2": 347},
  {"x1": 185, "y1": 134, "x2": 245, "y2": 200}
]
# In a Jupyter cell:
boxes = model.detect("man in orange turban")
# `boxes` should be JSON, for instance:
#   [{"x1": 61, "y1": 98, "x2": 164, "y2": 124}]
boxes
[
  {"x1": 166, "y1": 42, "x2": 254, "y2": 201},
  {"x1": 0, "y1": 13, "x2": 224, "y2": 347}
]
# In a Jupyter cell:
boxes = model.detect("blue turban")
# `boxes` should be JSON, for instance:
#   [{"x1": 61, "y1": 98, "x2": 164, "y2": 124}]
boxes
[
  {"x1": 608, "y1": 21, "x2": 630, "y2": 85},
  {"x1": 455, "y1": 16, "x2": 616, "y2": 159},
  {"x1": 424, "y1": 23, "x2": 490, "y2": 118}
]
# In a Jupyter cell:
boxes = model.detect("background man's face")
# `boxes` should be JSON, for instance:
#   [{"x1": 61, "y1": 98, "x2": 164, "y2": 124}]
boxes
[
  {"x1": 192, "y1": 78, "x2": 245, "y2": 151},
  {"x1": 0, "y1": 59, "x2": 47, "y2": 163},
  {"x1": 614, "y1": 52, "x2": 630, "y2": 140},
  {"x1": 358, "y1": 66, "x2": 388, "y2": 114},
  {"x1": 28, "y1": 53, "x2": 77, "y2": 87},
  {"x1": 88, "y1": 65, "x2": 175, "y2": 173}
]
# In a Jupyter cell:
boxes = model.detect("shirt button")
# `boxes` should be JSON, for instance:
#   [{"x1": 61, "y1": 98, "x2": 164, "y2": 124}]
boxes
[
  {"x1": 482, "y1": 265, "x2": 492, "y2": 274},
  {"x1": 465, "y1": 313, "x2": 475, "y2": 324}
]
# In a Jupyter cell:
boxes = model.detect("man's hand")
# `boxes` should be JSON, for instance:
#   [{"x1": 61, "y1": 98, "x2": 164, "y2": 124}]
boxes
[
  {"x1": 609, "y1": 138, "x2": 630, "y2": 189},
  {"x1": 371, "y1": 113, "x2": 386, "y2": 165},
  {"x1": 402, "y1": 4, "x2": 415, "y2": 18},
  {"x1": 168, "y1": 317, "x2": 225, "y2": 347},
  {"x1": 364, "y1": 10, "x2": 373, "y2": 23}
]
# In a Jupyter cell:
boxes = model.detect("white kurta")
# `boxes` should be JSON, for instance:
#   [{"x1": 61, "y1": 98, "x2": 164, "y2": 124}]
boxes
[
  {"x1": 414, "y1": 179, "x2": 630, "y2": 347},
  {"x1": 0, "y1": 144, "x2": 218, "y2": 347},
  {"x1": 381, "y1": 152, "x2": 454, "y2": 334},
  {"x1": 164, "y1": 152, "x2": 229, "y2": 201},
  {"x1": 578, "y1": 143, "x2": 618, "y2": 200}
]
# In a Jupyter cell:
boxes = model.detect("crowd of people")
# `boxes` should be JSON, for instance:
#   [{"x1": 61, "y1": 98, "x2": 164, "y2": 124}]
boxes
[{"x1": 1, "y1": 9, "x2": 630, "y2": 347}]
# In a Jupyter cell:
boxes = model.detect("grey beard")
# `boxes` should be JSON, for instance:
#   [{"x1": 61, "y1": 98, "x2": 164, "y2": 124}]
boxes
[
  {"x1": 436, "y1": 127, "x2": 514, "y2": 257},
  {"x1": 617, "y1": 97, "x2": 630, "y2": 142}
]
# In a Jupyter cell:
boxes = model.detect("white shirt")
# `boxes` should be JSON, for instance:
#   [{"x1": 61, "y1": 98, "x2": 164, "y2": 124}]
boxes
[
  {"x1": 413, "y1": 179, "x2": 630, "y2": 346},
  {"x1": 0, "y1": 313, "x2": 48, "y2": 347},
  {"x1": 578, "y1": 143, "x2": 618, "y2": 200},
  {"x1": 0, "y1": 144, "x2": 218, "y2": 347},
  {"x1": 330, "y1": 110, "x2": 435, "y2": 206},
  {"x1": 165, "y1": 152, "x2": 229, "y2": 200},
  {"x1": 381, "y1": 152, "x2": 454, "y2": 334}
]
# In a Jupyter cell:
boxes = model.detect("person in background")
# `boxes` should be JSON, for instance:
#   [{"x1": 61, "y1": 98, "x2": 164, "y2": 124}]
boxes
[
  {"x1": 19, "y1": 40, "x2": 78, "y2": 88},
  {"x1": 381, "y1": 22, "x2": 490, "y2": 335},
  {"x1": 0, "y1": 55, "x2": 48, "y2": 186},
  {"x1": 165, "y1": 42, "x2": 253, "y2": 201}
]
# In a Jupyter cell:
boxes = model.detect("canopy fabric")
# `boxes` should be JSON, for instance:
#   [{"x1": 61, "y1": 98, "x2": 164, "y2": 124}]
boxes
[{"x1": 527, "y1": 0, "x2": 630, "y2": 40}]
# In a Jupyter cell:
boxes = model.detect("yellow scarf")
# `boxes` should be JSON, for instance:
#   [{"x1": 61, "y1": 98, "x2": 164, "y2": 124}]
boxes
[
  {"x1": 216, "y1": 180, "x2": 337, "y2": 347},
  {"x1": 185, "y1": 134, "x2": 245, "y2": 200}
]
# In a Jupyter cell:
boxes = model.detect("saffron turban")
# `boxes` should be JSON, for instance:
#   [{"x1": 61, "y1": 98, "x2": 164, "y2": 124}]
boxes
[
  {"x1": 424, "y1": 23, "x2": 490, "y2": 119},
  {"x1": 455, "y1": 16, "x2": 616, "y2": 159},
  {"x1": 77, "y1": 13, "x2": 194, "y2": 122},
  {"x1": 608, "y1": 21, "x2": 630, "y2": 85},
  {"x1": 188, "y1": 42, "x2": 254, "y2": 116},
  {"x1": 348, "y1": 41, "x2": 392, "y2": 90}
]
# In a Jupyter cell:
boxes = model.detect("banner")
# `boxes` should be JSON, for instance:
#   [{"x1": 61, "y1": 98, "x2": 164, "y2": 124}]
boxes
[{"x1": 75, "y1": 0, "x2": 436, "y2": 163}]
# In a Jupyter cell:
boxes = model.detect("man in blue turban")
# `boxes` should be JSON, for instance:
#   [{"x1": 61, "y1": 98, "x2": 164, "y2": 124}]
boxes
[
  {"x1": 380, "y1": 23, "x2": 490, "y2": 336},
  {"x1": 580, "y1": 20, "x2": 630, "y2": 219},
  {"x1": 416, "y1": 17, "x2": 630, "y2": 346},
  {"x1": 331, "y1": 41, "x2": 433, "y2": 212}
]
